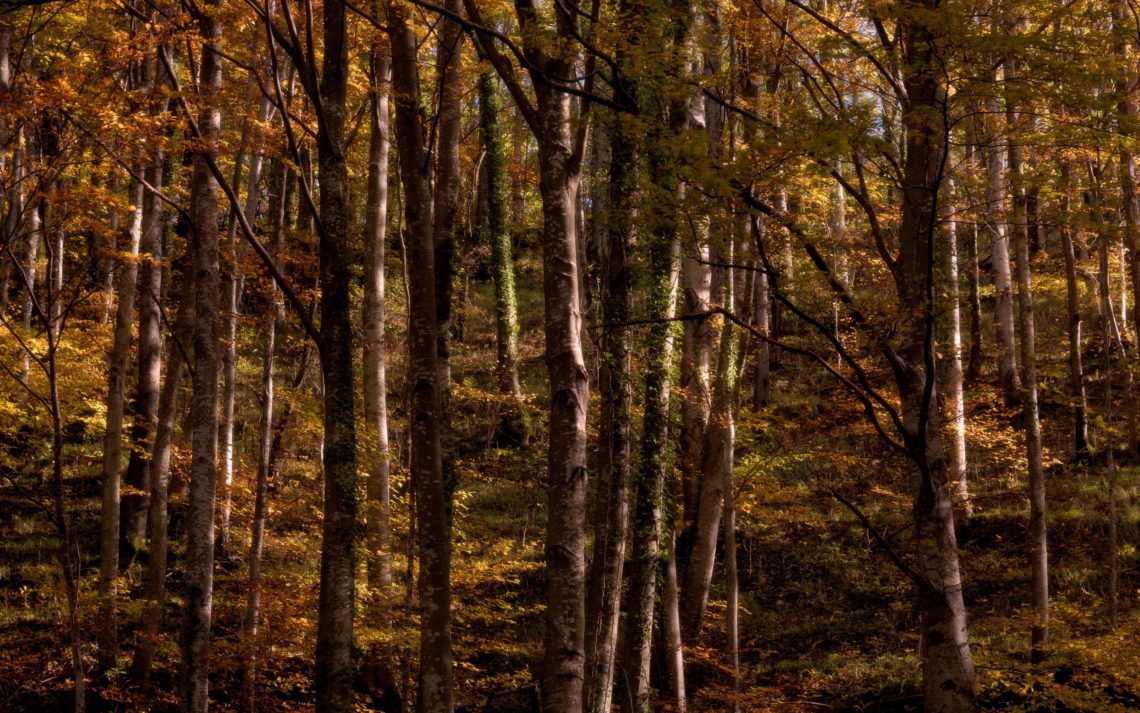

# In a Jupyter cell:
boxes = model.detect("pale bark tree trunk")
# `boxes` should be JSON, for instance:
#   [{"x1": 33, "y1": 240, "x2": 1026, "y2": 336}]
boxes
[
  {"x1": 678, "y1": 244, "x2": 712, "y2": 535},
  {"x1": 1006, "y1": 45, "x2": 1049, "y2": 655},
  {"x1": 942, "y1": 180, "x2": 969, "y2": 513},
  {"x1": 130, "y1": 237, "x2": 195, "y2": 684},
  {"x1": 390, "y1": 4, "x2": 454, "y2": 710},
  {"x1": 364, "y1": 46, "x2": 393, "y2": 596},
  {"x1": 1114, "y1": 6, "x2": 1140, "y2": 451},
  {"x1": 1058, "y1": 161, "x2": 1089, "y2": 459},
  {"x1": 97, "y1": 177, "x2": 143, "y2": 673},
  {"x1": 313, "y1": 0, "x2": 360, "y2": 708},
  {"x1": 680, "y1": 263, "x2": 735, "y2": 638},
  {"x1": 533, "y1": 86, "x2": 590, "y2": 713},
  {"x1": 660, "y1": 527, "x2": 687, "y2": 713},
  {"x1": 100, "y1": 177, "x2": 120, "y2": 326},
  {"x1": 751, "y1": 224, "x2": 772, "y2": 408},
  {"x1": 984, "y1": 83, "x2": 1020, "y2": 400}
]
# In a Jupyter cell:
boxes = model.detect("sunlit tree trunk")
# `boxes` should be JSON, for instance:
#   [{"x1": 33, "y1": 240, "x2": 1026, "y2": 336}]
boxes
[
  {"x1": 942, "y1": 179, "x2": 969, "y2": 513},
  {"x1": 364, "y1": 45, "x2": 393, "y2": 596},
  {"x1": 984, "y1": 81, "x2": 1020, "y2": 400}
]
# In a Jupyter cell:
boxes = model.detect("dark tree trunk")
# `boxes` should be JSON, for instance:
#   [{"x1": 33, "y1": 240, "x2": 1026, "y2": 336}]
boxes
[
  {"x1": 389, "y1": 4, "x2": 454, "y2": 710},
  {"x1": 314, "y1": 0, "x2": 361, "y2": 709}
]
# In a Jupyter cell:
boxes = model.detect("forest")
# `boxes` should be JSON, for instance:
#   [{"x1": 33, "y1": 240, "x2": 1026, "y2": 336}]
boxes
[{"x1": 0, "y1": 0, "x2": 1138, "y2": 710}]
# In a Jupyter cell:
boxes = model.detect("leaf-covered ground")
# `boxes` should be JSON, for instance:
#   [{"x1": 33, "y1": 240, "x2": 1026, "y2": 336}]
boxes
[{"x1": 1, "y1": 250, "x2": 1138, "y2": 711}]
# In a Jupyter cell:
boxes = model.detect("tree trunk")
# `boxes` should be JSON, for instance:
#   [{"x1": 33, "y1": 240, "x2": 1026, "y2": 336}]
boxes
[
  {"x1": 313, "y1": 0, "x2": 360, "y2": 708},
  {"x1": 479, "y1": 72, "x2": 521, "y2": 399},
  {"x1": 97, "y1": 177, "x2": 143, "y2": 673},
  {"x1": 1006, "y1": 46, "x2": 1049, "y2": 656},
  {"x1": 181, "y1": 3, "x2": 223, "y2": 708},
  {"x1": 241, "y1": 158, "x2": 288, "y2": 712},
  {"x1": 218, "y1": 84, "x2": 275, "y2": 557},
  {"x1": 678, "y1": 244, "x2": 713, "y2": 538},
  {"x1": 897, "y1": 8, "x2": 976, "y2": 709},
  {"x1": 965, "y1": 219, "x2": 984, "y2": 383},
  {"x1": 389, "y1": 5, "x2": 454, "y2": 710},
  {"x1": 1058, "y1": 161, "x2": 1089, "y2": 459},
  {"x1": 364, "y1": 45, "x2": 393, "y2": 596},
  {"x1": 752, "y1": 217, "x2": 772, "y2": 410},
  {"x1": 130, "y1": 236, "x2": 196, "y2": 684},
  {"x1": 584, "y1": 104, "x2": 633, "y2": 713},
  {"x1": 984, "y1": 85, "x2": 1020, "y2": 400},
  {"x1": 680, "y1": 263, "x2": 735, "y2": 639},
  {"x1": 121, "y1": 70, "x2": 170, "y2": 552},
  {"x1": 534, "y1": 88, "x2": 590, "y2": 713},
  {"x1": 942, "y1": 180, "x2": 969, "y2": 513},
  {"x1": 432, "y1": 0, "x2": 463, "y2": 396}
]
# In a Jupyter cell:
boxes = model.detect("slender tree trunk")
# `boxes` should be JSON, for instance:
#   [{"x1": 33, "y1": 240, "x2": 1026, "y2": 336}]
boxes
[
  {"x1": 584, "y1": 103, "x2": 633, "y2": 713},
  {"x1": 130, "y1": 237, "x2": 195, "y2": 684},
  {"x1": 479, "y1": 72, "x2": 521, "y2": 398},
  {"x1": 1006, "y1": 47, "x2": 1049, "y2": 656},
  {"x1": 218, "y1": 86, "x2": 275, "y2": 557},
  {"x1": 943, "y1": 180, "x2": 969, "y2": 513},
  {"x1": 364, "y1": 46, "x2": 393, "y2": 596},
  {"x1": 752, "y1": 217, "x2": 771, "y2": 409},
  {"x1": 121, "y1": 57, "x2": 171, "y2": 550},
  {"x1": 1058, "y1": 162, "x2": 1089, "y2": 459},
  {"x1": 965, "y1": 220, "x2": 984, "y2": 383},
  {"x1": 181, "y1": 3, "x2": 223, "y2": 708},
  {"x1": 680, "y1": 262, "x2": 735, "y2": 638},
  {"x1": 618, "y1": 226, "x2": 681, "y2": 713},
  {"x1": 433, "y1": 0, "x2": 463, "y2": 395},
  {"x1": 678, "y1": 243, "x2": 713, "y2": 538},
  {"x1": 389, "y1": 5, "x2": 453, "y2": 710},
  {"x1": 97, "y1": 178, "x2": 143, "y2": 673},
  {"x1": 660, "y1": 525, "x2": 687, "y2": 713},
  {"x1": 984, "y1": 86, "x2": 1020, "y2": 400},
  {"x1": 1099, "y1": 222, "x2": 1120, "y2": 629},
  {"x1": 241, "y1": 159, "x2": 288, "y2": 712},
  {"x1": 100, "y1": 176, "x2": 120, "y2": 326}
]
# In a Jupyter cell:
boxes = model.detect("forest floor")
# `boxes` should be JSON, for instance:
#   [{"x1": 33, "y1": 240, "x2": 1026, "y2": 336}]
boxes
[{"x1": 1, "y1": 251, "x2": 1139, "y2": 712}]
